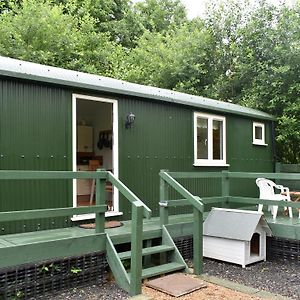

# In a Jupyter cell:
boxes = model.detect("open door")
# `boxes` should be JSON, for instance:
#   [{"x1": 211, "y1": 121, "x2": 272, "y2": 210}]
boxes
[{"x1": 72, "y1": 94, "x2": 119, "y2": 220}]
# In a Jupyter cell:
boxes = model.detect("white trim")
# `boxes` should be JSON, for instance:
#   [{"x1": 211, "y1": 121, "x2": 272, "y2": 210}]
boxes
[
  {"x1": 71, "y1": 211, "x2": 123, "y2": 222},
  {"x1": 193, "y1": 163, "x2": 230, "y2": 167},
  {"x1": 194, "y1": 112, "x2": 227, "y2": 166},
  {"x1": 72, "y1": 94, "x2": 119, "y2": 219},
  {"x1": 252, "y1": 122, "x2": 267, "y2": 146}
]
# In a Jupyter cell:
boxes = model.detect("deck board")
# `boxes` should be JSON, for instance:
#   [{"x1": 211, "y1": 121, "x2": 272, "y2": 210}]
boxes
[{"x1": 0, "y1": 211, "x2": 299, "y2": 250}]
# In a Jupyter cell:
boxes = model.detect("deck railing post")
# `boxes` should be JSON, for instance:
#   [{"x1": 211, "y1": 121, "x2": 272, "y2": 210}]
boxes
[
  {"x1": 130, "y1": 202, "x2": 144, "y2": 296},
  {"x1": 222, "y1": 170, "x2": 229, "y2": 208},
  {"x1": 95, "y1": 169, "x2": 106, "y2": 234},
  {"x1": 193, "y1": 204, "x2": 203, "y2": 275},
  {"x1": 159, "y1": 170, "x2": 169, "y2": 226}
]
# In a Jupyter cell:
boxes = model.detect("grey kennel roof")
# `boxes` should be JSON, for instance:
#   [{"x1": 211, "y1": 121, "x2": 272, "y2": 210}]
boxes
[{"x1": 204, "y1": 208, "x2": 272, "y2": 241}]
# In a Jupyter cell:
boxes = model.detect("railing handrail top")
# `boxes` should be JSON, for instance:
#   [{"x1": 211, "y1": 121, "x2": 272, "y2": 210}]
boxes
[
  {"x1": 0, "y1": 169, "x2": 152, "y2": 219},
  {"x1": 0, "y1": 170, "x2": 107, "y2": 180},
  {"x1": 162, "y1": 170, "x2": 300, "y2": 180}
]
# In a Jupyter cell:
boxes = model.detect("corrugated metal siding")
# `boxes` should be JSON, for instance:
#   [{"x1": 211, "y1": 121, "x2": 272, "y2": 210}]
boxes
[
  {"x1": 118, "y1": 98, "x2": 194, "y2": 218},
  {"x1": 276, "y1": 163, "x2": 300, "y2": 191},
  {"x1": 0, "y1": 79, "x2": 72, "y2": 234},
  {"x1": 227, "y1": 117, "x2": 274, "y2": 204},
  {"x1": 0, "y1": 77, "x2": 275, "y2": 227},
  {"x1": 118, "y1": 98, "x2": 274, "y2": 218}
]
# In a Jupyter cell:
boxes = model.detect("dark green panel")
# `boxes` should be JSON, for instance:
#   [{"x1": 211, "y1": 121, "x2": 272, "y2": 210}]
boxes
[
  {"x1": 276, "y1": 163, "x2": 300, "y2": 191},
  {"x1": 227, "y1": 117, "x2": 274, "y2": 200},
  {"x1": 118, "y1": 98, "x2": 274, "y2": 219},
  {"x1": 0, "y1": 77, "x2": 275, "y2": 226},
  {"x1": 0, "y1": 79, "x2": 72, "y2": 234}
]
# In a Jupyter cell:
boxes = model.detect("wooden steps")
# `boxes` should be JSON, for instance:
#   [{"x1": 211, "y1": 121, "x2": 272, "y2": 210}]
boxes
[
  {"x1": 139, "y1": 262, "x2": 185, "y2": 279},
  {"x1": 118, "y1": 245, "x2": 174, "y2": 260},
  {"x1": 106, "y1": 225, "x2": 189, "y2": 296}
]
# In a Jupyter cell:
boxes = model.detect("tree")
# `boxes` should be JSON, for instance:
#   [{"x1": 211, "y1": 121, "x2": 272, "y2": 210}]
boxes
[
  {"x1": 134, "y1": 0, "x2": 187, "y2": 33},
  {"x1": 116, "y1": 20, "x2": 214, "y2": 96},
  {"x1": 0, "y1": 0, "x2": 125, "y2": 75},
  {"x1": 203, "y1": 0, "x2": 300, "y2": 163},
  {"x1": 57, "y1": 0, "x2": 144, "y2": 48}
]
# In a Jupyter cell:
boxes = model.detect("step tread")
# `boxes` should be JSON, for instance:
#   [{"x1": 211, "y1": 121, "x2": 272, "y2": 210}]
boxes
[
  {"x1": 118, "y1": 245, "x2": 174, "y2": 260},
  {"x1": 138, "y1": 262, "x2": 185, "y2": 279}
]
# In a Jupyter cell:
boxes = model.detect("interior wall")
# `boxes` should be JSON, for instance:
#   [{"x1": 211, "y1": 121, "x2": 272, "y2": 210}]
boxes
[{"x1": 77, "y1": 99, "x2": 113, "y2": 169}]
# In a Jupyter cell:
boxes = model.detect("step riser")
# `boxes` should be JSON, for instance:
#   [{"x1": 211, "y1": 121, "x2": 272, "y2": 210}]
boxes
[
  {"x1": 118, "y1": 245, "x2": 174, "y2": 260},
  {"x1": 128, "y1": 262, "x2": 186, "y2": 279}
]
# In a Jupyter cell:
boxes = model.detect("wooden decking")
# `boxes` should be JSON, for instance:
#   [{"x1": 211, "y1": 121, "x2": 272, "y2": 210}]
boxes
[{"x1": 0, "y1": 210, "x2": 299, "y2": 269}]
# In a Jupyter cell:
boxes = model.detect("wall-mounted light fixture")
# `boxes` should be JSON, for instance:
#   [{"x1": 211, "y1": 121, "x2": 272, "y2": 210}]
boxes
[{"x1": 125, "y1": 112, "x2": 135, "y2": 129}]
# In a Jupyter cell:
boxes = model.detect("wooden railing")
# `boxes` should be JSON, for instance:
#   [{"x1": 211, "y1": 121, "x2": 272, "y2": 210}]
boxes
[
  {"x1": 159, "y1": 170, "x2": 300, "y2": 274},
  {"x1": 0, "y1": 170, "x2": 152, "y2": 296},
  {"x1": 0, "y1": 170, "x2": 109, "y2": 233},
  {"x1": 159, "y1": 170, "x2": 204, "y2": 274},
  {"x1": 164, "y1": 171, "x2": 300, "y2": 211}
]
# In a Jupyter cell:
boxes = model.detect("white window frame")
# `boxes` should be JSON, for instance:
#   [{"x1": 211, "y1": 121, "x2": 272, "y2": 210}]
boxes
[
  {"x1": 193, "y1": 112, "x2": 227, "y2": 166},
  {"x1": 252, "y1": 122, "x2": 267, "y2": 146}
]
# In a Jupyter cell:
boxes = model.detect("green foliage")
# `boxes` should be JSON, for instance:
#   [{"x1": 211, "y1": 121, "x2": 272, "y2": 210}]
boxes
[
  {"x1": 0, "y1": 0, "x2": 300, "y2": 163},
  {"x1": 58, "y1": 0, "x2": 144, "y2": 48},
  {"x1": 201, "y1": 0, "x2": 300, "y2": 163},
  {"x1": 134, "y1": 0, "x2": 187, "y2": 33},
  {"x1": 116, "y1": 20, "x2": 213, "y2": 96},
  {"x1": 0, "y1": 0, "x2": 124, "y2": 75},
  {"x1": 70, "y1": 266, "x2": 82, "y2": 274}
]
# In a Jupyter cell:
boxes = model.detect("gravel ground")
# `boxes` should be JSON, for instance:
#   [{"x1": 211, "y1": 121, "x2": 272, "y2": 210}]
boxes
[
  {"x1": 46, "y1": 276, "x2": 262, "y2": 300},
  {"x1": 47, "y1": 282, "x2": 129, "y2": 300},
  {"x1": 203, "y1": 258, "x2": 300, "y2": 299},
  {"x1": 45, "y1": 258, "x2": 300, "y2": 300}
]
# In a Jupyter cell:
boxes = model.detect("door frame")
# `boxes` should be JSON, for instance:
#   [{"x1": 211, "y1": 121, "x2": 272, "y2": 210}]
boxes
[{"x1": 72, "y1": 93, "x2": 120, "y2": 220}]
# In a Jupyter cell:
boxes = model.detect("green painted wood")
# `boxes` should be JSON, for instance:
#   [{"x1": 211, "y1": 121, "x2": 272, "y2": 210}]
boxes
[
  {"x1": 222, "y1": 171, "x2": 230, "y2": 208},
  {"x1": 160, "y1": 171, "x2": 204, "y2": 212},
  {"x1": 109, "y1": 228, "x2": 162, "y2": 244},
  {"x1": 106, "y1": 235, "x2": 130, "y2": 293},
  {"x1": 160, "y1": 171, "x2": 169, "y2": 226},
  {"x1": 160, "y1": 199, "x2": 190, "y2": 207},
  {"x1": 136, "y1": 262, "x2": 185, "y2": 279},
  {"x1": 0, "y1": 233, "x2": 106, "y2": 268},
  {"x1": 143, "y1": 239, "x2": 153, "y2": 268},
  {"x1": 0, "y1": 170, "x2": 107, "y2": 180},
  {"x1": 201, "y1": 197, "x2": 225, "y2": 204},
  {"x1": 168, "y1": 172, "x2": 223, "y2": 179},
  {"x1": 229, "y1": 196, "x2": 300, "y2": 209},
  {"x1": 96, "y1": 170, "x2": 106, "y2": 234},
  {"x1": 228, "y1": 172, "x2": 300, "y2": 180},
  {"x1": 162, "y1": 226, "x2": 189, "y2": 273},
  {"x1": 0, "y1": 205, "x2": 106, "y2": 222},
  {"x1": 118, "y1": 245, "x2": 174, "y2": 260},
  {"x1": 108, "y1": 172, "x2": 151, "y2": 219},
  {"x1": 130, "y1": 202, "x2": 144, "y2": 296},
  {"x1": 193, "y1": 207, "x2": 203, "y2": 275}
]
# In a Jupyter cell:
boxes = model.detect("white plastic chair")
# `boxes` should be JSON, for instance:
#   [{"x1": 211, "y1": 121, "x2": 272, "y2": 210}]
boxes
[{"x1": 256, "y1": 178, "x2": 293, "y2": 220}]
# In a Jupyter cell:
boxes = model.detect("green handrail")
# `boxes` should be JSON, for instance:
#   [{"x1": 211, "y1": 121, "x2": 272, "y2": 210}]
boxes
[
  {"x1": 0, "y1": 169, "x2": 151, "y2": 295},
  {"x1": 0, "y1": 206, "x2": 106, "y2": 222},
  {"x1": 107, "y1": 171, "x2": 151, "y2": 219},
  {"x1": 159, "y1": 171, "x2": 203, "y2": 212},
  {"x1": 159, "y1": 170, "x2": 203, "y2": 275},
  {"x1": 104, "y1": 171, "x2": 152, "y2": 295},
  {"x1": 0, "y1": 170, "x2": 107, "y2": 179}
]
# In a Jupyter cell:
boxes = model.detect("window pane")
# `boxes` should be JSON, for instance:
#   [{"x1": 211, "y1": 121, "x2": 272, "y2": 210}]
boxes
[
  {"x1": 255, "y1": 126, "x2": 263, "y2": 140},
  {"x1": 213, "y1": 120, "x2": 223, "y2": 160},
  {"x1": 197, "y1": 118, "x2": 208, "y2": 159}
]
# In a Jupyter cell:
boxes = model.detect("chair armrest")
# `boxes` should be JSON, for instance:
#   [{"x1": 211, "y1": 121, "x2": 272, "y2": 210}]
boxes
[{"x1": 275, "y1": 184, "x2": 289, "y2": 193}]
